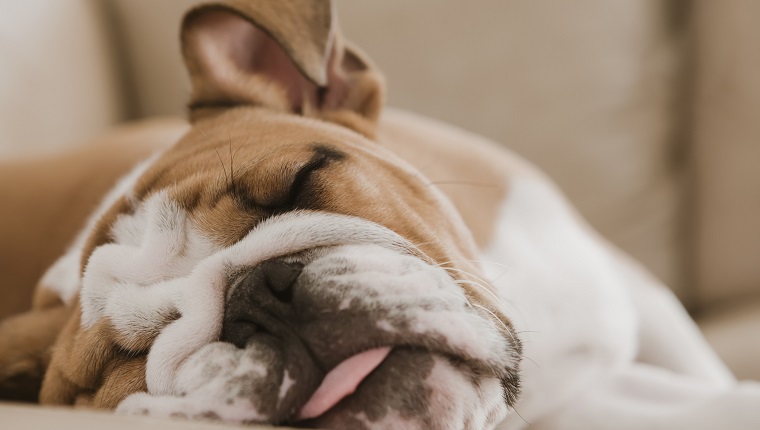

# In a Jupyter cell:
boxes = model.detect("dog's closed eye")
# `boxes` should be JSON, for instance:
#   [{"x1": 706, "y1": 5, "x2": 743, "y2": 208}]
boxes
[
  {"x1": 231, "y1": 144, "x2": 345, "y2": 212},
  {"x1": 286, "y1": 144, "x2": 346, "y2": 207}
]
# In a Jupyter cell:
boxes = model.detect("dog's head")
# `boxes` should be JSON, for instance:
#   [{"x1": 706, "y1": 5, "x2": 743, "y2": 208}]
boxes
[{"x1": 26, "y1": 1, "x2": 521, "y2": 428}]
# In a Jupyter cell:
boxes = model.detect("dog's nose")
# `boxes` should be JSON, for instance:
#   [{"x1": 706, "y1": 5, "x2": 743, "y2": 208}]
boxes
[
  {"x1": 221, "y1": 259, "x2": 304, "y2": 348},
  {"x1": 258, "y1": 259, "x2": 304, "y2": 302}
]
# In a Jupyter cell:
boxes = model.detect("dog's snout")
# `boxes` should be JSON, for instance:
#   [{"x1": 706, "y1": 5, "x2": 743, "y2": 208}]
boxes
[{"x1": 221, "y1": 259, "x2": 304, "y2": 348}]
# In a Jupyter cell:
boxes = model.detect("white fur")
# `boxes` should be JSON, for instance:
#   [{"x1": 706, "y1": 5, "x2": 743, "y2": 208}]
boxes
[
  {"x1": 301, "y1": 244, "x2": 519, "y2": 366},
  {"x1": 424, "y1": 356, "x2": 509, "y2": 430},
  {"x1": 483, "y1": 176, "x2": 638, "y2": 427},
  {"x1": 278, "y1": 371, "x2": 296, "y2": 403},
  {"x1": 38, "y1": 251, "x2": 81, "y2": 305},
  {"x1": 485, "y1": 176, "x2": 760, "y2": 429},
  {"x1": 117, "y1": 391, "x2": 266, "y2": 423}
]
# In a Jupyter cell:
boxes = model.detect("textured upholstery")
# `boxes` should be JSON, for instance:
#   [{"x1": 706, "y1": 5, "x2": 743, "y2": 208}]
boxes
[
  {"x1": 0, "y1": 0, "x2": 124, "y2": 158},
  {"x1": 692, "y1": 0, "x2": 760, "y2": 305},
  {"x1": 691, "y1": 0, "x2": 760, "y2": 380}
]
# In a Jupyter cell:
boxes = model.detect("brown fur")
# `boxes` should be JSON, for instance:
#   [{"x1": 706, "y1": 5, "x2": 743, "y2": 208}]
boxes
[{"x1": 0, "y1": 0, "x2": 528, "y2": 409}]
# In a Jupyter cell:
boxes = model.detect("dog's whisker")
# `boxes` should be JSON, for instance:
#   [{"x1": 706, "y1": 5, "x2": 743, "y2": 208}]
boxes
[
  {"x1": 435, "y1": 259, "x2": 515, "y2": 272},
  {"x1": 213, "y1": 146, "x2": 230, "y2": 189},
  {"x1": 453, "y1": 279, "x2": 509, "y2": 309},
  {"x1": 489, "y1": 268, "x2": 515, "y2": 284},
  {"x1": 230, "y1": 145, "x2": 243, "y2": 186},
  {"x1": 227, "y1": 133, "x2": 234, "y2": 186},
  {"x1": 520, "y1": 353, "x2": 540, "y2": 369},
  {"x1": 511, "y1": 405, "x2": 531, "y2": 425},
  {"x1": 411, "y1": 240, "x2": 443, "y2": 250},
  {"x1": 442, "y1": 267, "x2": 509, "y2": 310},
  {"x1": 426, "y1": 180, "x2": 500, "y2": 189},
  {"x1": 415, "y1": 153, "x2": 443, "y2": 177},
  {"x1": 469, "y1": 302, "x2": 518, "y2": 346},
  {"x1": 439, "y1": 265, "x2": 493, "y2": 289},
  {"x1": 431, "y1": 288, "x2": 472, "y2": 307}
]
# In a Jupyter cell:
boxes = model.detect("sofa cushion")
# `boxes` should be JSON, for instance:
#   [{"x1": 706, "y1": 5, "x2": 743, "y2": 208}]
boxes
[
  {"x1": 0, "y1": 0, "x2": 124, "y2": 157},
  {"x1": 0, "y1": 402, "x2": 278, "y2": 430},
  {"x1": 700, "y1": 299, "x2": 760, "y2": 380},
  {"x1": 693, "y1": 0, "x2": 760, "y2": 306},
  {"x1": 107, "y1": 0, "x2": 201, "y2": 117}
]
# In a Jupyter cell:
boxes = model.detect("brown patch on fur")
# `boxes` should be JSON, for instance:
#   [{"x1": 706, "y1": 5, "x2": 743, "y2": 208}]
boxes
[
  {"x1": 91, "y1": 354, "x2": 147, "y2": 409},
  {"x1": 32, "y1": 287, "x2": 64, "y2": 311},
  {"x1": 316, "y1": 109, "x2": 378, "y2": 140},
  {"x1": 40, "y1": 304, "x2": 120, "y2": 405},
  {"x1": 0, "y1": 306, "x2": 71, "y2": 402},
  {"x1": 192, "y1": 196, "x2": 265, "y2": 248}
]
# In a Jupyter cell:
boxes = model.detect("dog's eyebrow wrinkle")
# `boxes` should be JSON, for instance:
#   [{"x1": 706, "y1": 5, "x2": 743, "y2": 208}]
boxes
[
  {"x1": 188, "y1": 100, "x2": 241, "y2": 111},
  {"x1": 285, "y1": 144, "x2": 346, "y2": 206},
  {"x1": 309, "y1": 143, "x2": 347, "y2": 162}
]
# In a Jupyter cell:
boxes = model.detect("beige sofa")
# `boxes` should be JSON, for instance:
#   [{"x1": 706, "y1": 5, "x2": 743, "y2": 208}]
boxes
[{"x1": 1, "y1": 0, "x2": 758, "y2": 424}]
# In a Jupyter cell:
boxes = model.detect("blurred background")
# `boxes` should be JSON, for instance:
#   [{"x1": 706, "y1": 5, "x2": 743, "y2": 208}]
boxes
[{"x1": 0, "y1": 1, "x2": 758, "y2": 378}]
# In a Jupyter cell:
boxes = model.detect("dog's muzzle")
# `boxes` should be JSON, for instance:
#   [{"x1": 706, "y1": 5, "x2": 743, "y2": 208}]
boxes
[{"x1": 81, "y1": 193, "x2": 521, "y2": 428}]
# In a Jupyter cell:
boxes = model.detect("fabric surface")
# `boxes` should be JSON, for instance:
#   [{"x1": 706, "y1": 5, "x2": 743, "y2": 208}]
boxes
[
  {"x1": 692, "y1": 0, "x2": 760, "y2": 306},
  {"x1": 700, "y1": 299, "x2": 760, "y2": 380},
  {"x1": 0, "y1": 402, "x2": 282, "y2": 429},
  {"x1": 0, "y1": 0, "x2": 124, "y2": 157}
]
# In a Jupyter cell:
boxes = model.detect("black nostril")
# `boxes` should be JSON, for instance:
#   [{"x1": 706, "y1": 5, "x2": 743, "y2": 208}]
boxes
[
  {"x1": 258, "y1": 259, "x2": 304, "y2": 303},
  {"x1": 220, "y1": 259, "x2": 304, "y2": 348}
]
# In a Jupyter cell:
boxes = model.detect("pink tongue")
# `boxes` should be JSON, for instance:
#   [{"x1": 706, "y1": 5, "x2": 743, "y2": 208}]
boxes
[{"x1": 298, "y1": 347, "x2": 391, "y2": 420}]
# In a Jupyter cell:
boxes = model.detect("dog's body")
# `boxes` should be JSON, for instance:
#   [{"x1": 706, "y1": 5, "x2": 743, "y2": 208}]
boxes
[{"x1": 2, "y1": 1, "x2": 760, "y2": 429}]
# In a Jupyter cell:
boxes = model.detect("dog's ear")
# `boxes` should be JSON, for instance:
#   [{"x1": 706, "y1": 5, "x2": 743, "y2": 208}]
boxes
[{"x1": 181, "y1": 0, "x2": 384, "y2": 129}]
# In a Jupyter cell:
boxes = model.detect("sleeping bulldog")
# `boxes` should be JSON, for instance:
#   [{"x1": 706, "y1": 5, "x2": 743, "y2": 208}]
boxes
[{"x1": 1, "y1": 1, "x2": 759, "y2": 429}]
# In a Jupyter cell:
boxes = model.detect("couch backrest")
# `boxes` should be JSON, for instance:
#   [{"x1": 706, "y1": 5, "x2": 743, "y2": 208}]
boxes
[
  {"x1": 693, "y1": 0, "x2": 760, "y2": 306},
  {"x1": 0, "y1": 0, "x2": 125, "y2": 157}
]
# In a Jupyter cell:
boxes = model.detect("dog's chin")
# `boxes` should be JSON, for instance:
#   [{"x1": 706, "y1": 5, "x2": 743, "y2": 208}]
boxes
[
  {"x1": 118, "y1": 345, "x2": 510, "y2": 429},
  {"x1": 303, "y1": 349, "x2": 511, "y2": 430}
]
